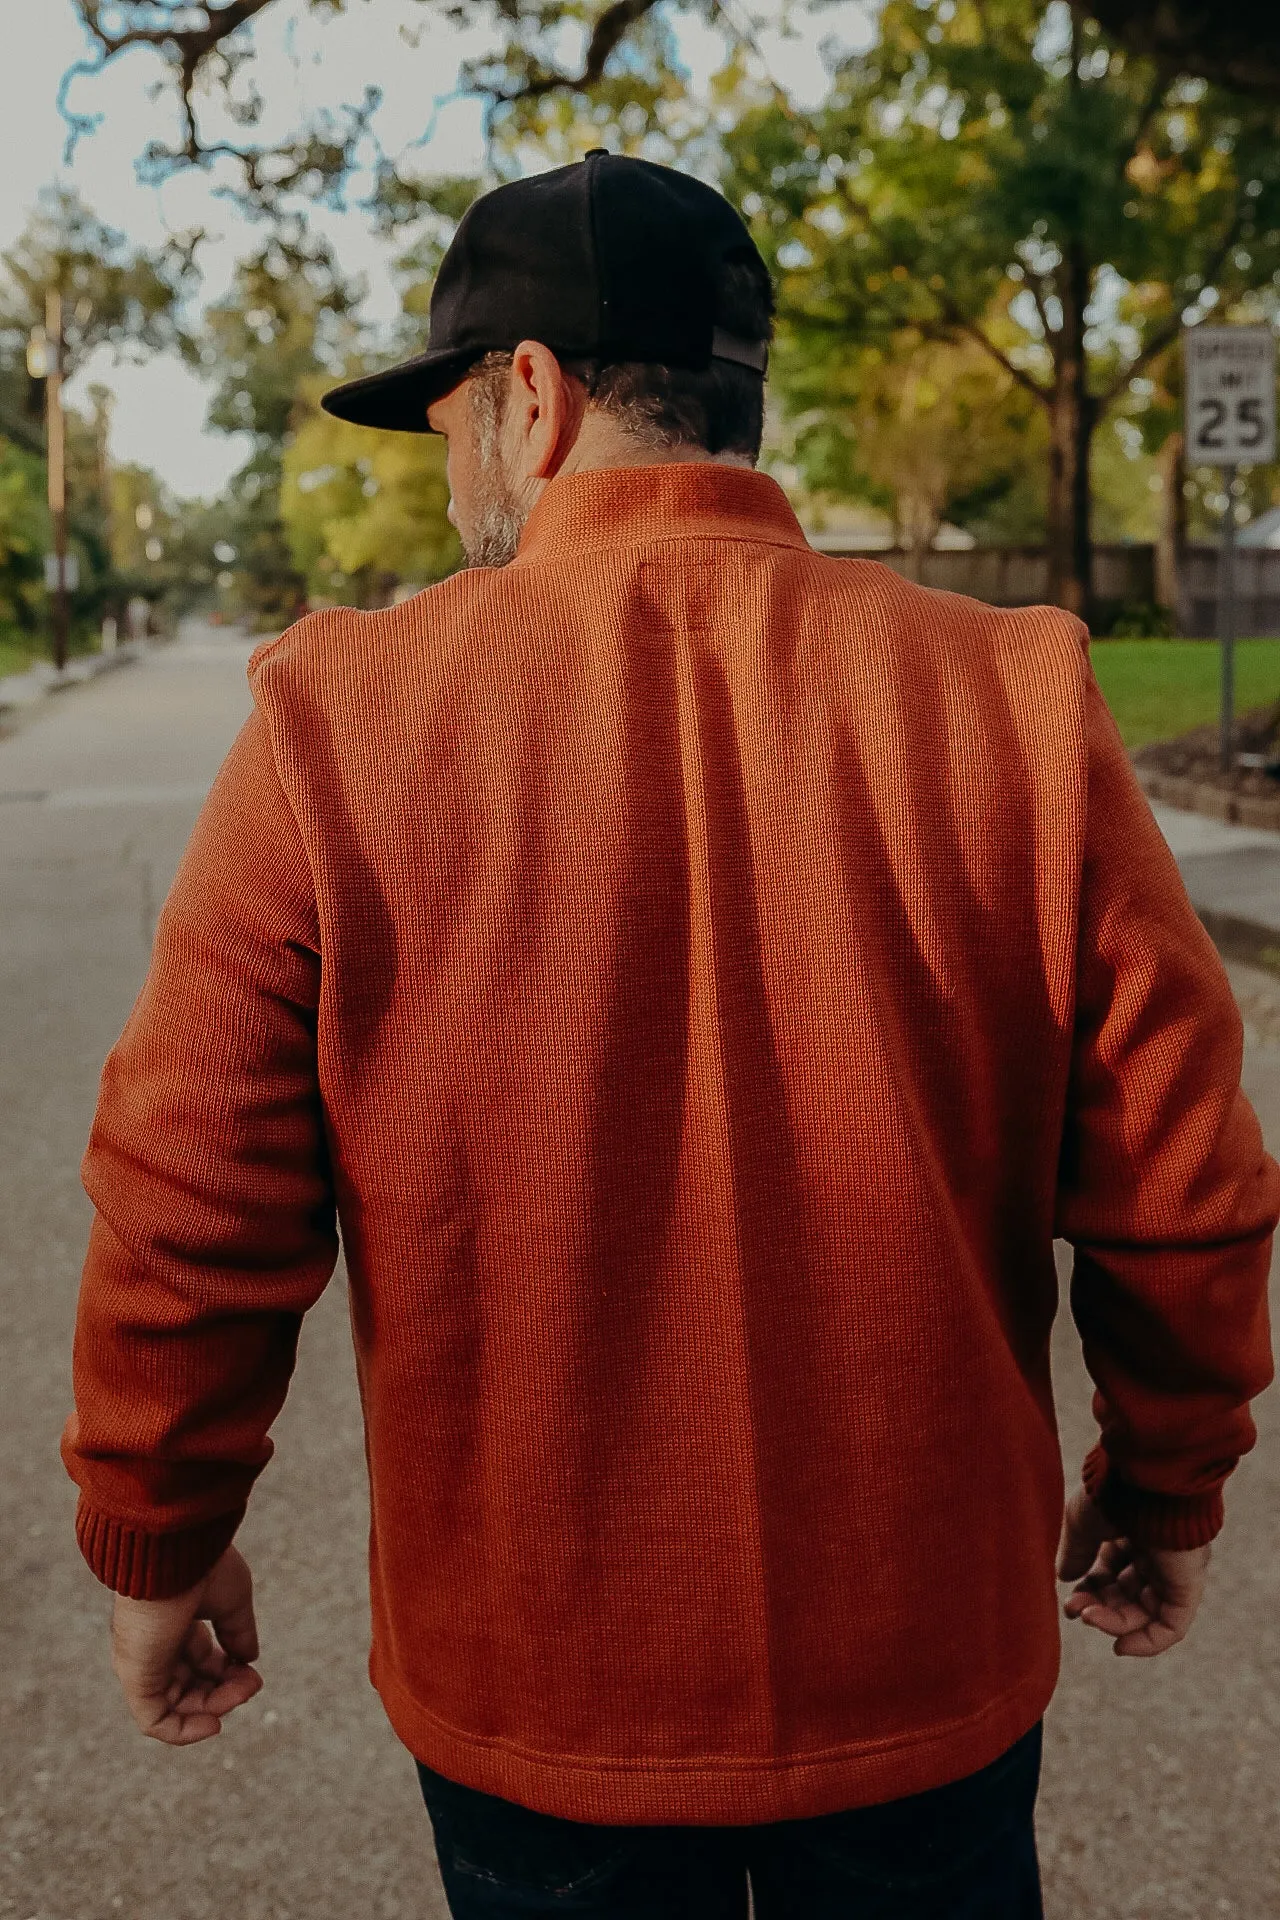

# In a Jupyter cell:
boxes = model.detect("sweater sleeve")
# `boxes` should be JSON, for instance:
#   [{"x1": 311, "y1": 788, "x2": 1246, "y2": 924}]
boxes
[
  {"x1": 1054, "y1": 664, "x2": 1279, "y2": 1550},
  {"x1": 60, "y1": 700, "x2": 339, "y2": 1598}
]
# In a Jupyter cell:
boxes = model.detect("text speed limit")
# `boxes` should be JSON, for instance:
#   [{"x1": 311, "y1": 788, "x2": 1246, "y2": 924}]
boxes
[{"x1": 1184, "y1": 325, "x2": 1277, "y2": 466}]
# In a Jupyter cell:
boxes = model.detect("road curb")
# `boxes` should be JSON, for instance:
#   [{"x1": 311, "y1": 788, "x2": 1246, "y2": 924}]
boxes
[
  {"x1": 0, "y1": 639, "x2": 154, "y2": 719},
  {"x1": 1136, "y1": 766, "x2": 1280, "y2": 833},
  {"x1": 1191, "y1": 905, "x2": 1280, "y2": 979}
]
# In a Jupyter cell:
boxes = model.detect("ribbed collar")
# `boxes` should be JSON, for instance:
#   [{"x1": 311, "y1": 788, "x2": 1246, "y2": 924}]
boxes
[{"x1": 512, "y1": 464, "x2": 812, "y2": 566}]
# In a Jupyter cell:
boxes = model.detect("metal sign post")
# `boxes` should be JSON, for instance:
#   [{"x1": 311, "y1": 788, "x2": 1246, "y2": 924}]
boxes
[
  {"x1": 1184, "y1": 325, "x2": 1277, "y2": 772},
  {"x1": 1218, "y1": 463, "x2": 1237, "y2": 771}
]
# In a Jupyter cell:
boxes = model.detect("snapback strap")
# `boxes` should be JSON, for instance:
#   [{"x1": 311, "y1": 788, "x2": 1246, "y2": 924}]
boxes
[{"x1": 711, "y1": 327, "x2": 769, "y2": 373}]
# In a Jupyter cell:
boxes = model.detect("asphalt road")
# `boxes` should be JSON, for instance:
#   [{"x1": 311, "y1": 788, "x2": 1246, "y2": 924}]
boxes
[{"x1": 2, "y1": 621, "x2": 1278, "y2": 1920}]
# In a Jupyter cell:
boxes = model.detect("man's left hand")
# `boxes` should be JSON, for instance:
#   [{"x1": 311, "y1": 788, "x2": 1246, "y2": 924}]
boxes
[{"x1": 110, "y1": 1545, "x2": 263, "y2": 1744}]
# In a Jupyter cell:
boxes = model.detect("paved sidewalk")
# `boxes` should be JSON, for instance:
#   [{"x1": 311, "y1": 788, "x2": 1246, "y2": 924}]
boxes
[
  {"x1": 0, "y1": 638, "x2": 148, "y2": 724},
  {"x1": 1154, "y1": 802, "x2": 1280, "y2": 967}
]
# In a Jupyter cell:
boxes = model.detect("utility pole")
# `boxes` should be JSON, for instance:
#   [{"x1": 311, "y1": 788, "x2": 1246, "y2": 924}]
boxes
[{"x1": 45, "y1": 289, "x2": 69, "y2": 673}]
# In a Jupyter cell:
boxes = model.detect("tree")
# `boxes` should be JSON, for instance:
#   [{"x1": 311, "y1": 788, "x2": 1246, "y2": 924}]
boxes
[
  {"x1": 778, "y1": 331, "x2": 1047, "y2": 553},
  {"x1": 0, "y1": 187, "x2": 192, "y2": 450},
  {"x1": 1090, "y1": 2, "x2": 1280, "y2": 100},
  {"x1": 282, "y1": 373, "x2": 459, "y2": 604},
  {"x1": 0, "y1": 191, "x2": 194, "y2": 652},
  {"x1": 199, "y1": 233, "x2": 363, "y2": 626},
  {"x1": 727, "y1": 0, "x2": 1280, "y2": 617},
  {"x1": 0, "y1": 438, "x2": 48, "y2": 643}
]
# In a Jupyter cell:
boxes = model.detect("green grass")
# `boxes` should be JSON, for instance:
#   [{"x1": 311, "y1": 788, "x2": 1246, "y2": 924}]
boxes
[
  {"x1": 0, "y1": 626, "x2": 104, "y2": 682},
  {"x1": 0, "y1": 630, "x2": 44, "y2": 679},
  {"x1": 1090, "y1": 639, "x2": 1280, "y2": 749}
]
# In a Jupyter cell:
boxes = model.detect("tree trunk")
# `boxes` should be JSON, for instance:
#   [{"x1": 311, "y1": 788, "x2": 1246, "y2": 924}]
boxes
[
  {"x1": 1046, "y1": 246, "x2": 1098, "y2": 621},
  {"x1": 1154, "y1": 430, "x2": 1186, "y2": 627},
  {"x1": 899, "y1": 490, "x2": 941, "y2": 563}
]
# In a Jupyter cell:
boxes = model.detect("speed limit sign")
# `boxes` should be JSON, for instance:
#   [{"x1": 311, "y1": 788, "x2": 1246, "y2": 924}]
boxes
[
  {"x1": 1184, "y1": 325, "x2": 1276, "y2": 465},
  {"x1": 1183, "y1": 324, "x2": 1278, "y2": 774}
]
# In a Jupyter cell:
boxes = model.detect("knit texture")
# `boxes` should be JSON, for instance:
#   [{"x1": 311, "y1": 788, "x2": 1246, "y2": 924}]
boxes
[{"x1": 63, "y1": 466, "x2": 1278, "y2": 1824}]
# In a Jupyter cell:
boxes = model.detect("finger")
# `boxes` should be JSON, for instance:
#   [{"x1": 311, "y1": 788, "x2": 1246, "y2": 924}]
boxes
[
  {"x1": 1113, "y1": 1616, "x2": 1188, "y2": 1657},
  {"x1": 183, "y1": 1623, "x2": 229, "y2": 1682},
  {"x1": 1073, "y1": 1596, "x2": 1154, "y2": 1638},
  {"x1": 201, "y1": 1665, "x2": 264, "y2": 1717},
  {"x1": 184, "y1": 1619, "x2": 216, "y2": 1660},
  {"x1": 1078, "y1": 1563, "x2": 1144, "y2": 1613},
  {"x1": 203, "y1": 1556, "x2": 260, "y2": 1666},
  {"x1": 1057, "y1": 1496, "x2": 1110, "y2": 1581},
  {"x1": 172, "y1": 1660, "x2": 261, "y2": 1718},
  {"x1": 1115, "y1": 1563, "x2": 1144, "y2": 1603},
  {"x1": 144, "y1": 1707, "x2": 224, "y2": 1746},
  {"x1": 1069, "y1": 1539, "x2": 1133, "y2": 1596},
  {"x1": 121, "y1": 1671, "x2": 222, "y2": 1742},
  {"x1": 1064, "y1": 1548, "x2": 1134, "y2": 1615},
  {"x1": 165, "y1": 1665, "x2": 193, "y2": 1707}
]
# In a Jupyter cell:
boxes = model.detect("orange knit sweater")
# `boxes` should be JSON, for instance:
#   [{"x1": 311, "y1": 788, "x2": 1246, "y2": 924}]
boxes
[{"x1": 63, "y1": 466, "x2": 1278, "y2": 1824}]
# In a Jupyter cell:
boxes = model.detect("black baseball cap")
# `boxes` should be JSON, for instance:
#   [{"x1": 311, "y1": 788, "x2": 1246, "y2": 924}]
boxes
[{"x1": 320, "y1": 151, "x2": 771, "y2": 433}]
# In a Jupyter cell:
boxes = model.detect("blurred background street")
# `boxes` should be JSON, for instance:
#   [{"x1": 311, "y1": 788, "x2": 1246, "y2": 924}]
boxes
[{"x1": 1, "y1": 632, "x2": 1278, "y2": 1920}]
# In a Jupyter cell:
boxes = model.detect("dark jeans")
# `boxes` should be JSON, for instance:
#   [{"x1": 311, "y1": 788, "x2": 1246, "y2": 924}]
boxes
[{"x1": 416, "y1": 1721, "x2": 1043, "y2": 1918}]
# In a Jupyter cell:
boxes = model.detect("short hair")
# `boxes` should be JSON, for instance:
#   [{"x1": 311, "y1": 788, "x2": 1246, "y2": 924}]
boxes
[{"x1": 468, "y1": 253, "x2": 775, "y2": 461}]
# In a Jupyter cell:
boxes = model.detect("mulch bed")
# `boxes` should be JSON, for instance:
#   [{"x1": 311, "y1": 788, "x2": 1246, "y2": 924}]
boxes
[{"x1": 1134, "y1": 702, "x2": 1280, "y2": 831}]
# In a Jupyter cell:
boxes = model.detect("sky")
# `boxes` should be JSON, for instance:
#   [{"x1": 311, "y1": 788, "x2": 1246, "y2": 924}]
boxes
[{"x1": 1, "y1": 0, "x2": 872, "y2": 502}]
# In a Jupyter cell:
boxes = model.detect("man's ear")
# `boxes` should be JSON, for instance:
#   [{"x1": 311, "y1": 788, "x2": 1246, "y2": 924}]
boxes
[{"x1": 506, "y1": 340, "x2": 583, "y2": 481}]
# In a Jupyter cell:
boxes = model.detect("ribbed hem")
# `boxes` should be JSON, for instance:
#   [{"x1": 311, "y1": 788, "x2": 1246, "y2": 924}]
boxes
[
  {"x1": 1082, "y1": 1445, "x2": 1224, "y2": 1550},
  {"x1": 74, "y1": 1499, "x2": 246, "y2": 1599},
  {"x1": 373, "y1": 1640, "x2": 1060, "y2": 1825}
]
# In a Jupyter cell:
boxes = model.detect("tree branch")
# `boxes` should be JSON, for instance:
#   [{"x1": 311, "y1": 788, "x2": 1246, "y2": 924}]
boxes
[
  {"x1": 1098, "y1": 197, "x2": 1251, "y2": 405},
  {"x1": 481, "y1": 0, "x2": 663, "y2": 101},
  {"x1": 950, "y1": 316, "x2": 1053, "y2": 404},
  {"x1": 64, "y1": 1, "x2": 281, "y2": 174},
  {"x1": 73, "y1": 0, "x2": 277, "y2": 62},
  {"x1": 1089, "y1": 0, "x2": 1280, "y2": 102},
  {"x1": 65, "y1": 0, "x2": 690, "y2": 215},
  {"x1": 1024, "y1": 271, "x2": 1057, "y2": 348}
]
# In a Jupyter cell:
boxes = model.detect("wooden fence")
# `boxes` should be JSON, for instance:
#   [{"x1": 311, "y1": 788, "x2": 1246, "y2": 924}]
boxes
[
  {"x1": 814, "y1": 540, "x2": 1280, "y2": 636},
  {"x1": 1179, "y1": 546, "x2": 1280, "y2": 638},
  {"x1": 814, "y1": 543, "x2": 1155, "y2": 611}
]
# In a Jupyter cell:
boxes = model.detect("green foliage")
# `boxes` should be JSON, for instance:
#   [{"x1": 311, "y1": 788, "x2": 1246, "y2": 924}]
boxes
[
  {"x1": 783, "y1": 332, "x2": 1047, "y2": 548},
  {"x1": 724, "y1": 0, "x2": 1280, "y2": 589},
  {"x1": 0, "y1": 186, "x2": 193, "y2": 371},
  {"x1": 1100, "y1": 599, "x2": 1179, "y2": 637},
  {"x1": 198, "y1": 235, "x2": 365, "y2": 625},
  {"x1": 0, "y1": 436, "x2": 48, "y2": 635},
  {"x1": 0, "y1": 189, "x2": 196, "y2": 657},
  {"x1": 201, "y1": 234, "x2": 361, "y2": 449},
  {"x1": 282, "y1": 374, "x2": 460, "y2": 603}
]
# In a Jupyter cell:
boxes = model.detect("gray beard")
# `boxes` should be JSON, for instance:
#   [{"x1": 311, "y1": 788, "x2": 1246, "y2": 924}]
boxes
[{"x1": 464, "y1": 476, "x2": 526, "y2": 569}]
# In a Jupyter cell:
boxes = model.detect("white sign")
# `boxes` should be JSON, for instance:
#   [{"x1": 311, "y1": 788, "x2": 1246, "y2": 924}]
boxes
[
  {"x1": 44, "y1": 552, "x2": 80, "y2": 592},
  {"x1": 1184, "y1": 325, "x2": 1277, "y2": 466}
]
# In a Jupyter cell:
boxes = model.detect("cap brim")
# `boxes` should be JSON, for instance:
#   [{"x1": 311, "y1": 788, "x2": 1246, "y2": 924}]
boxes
[{"x1": 319, "y1": 346, "x2": 481, "y2": 432}]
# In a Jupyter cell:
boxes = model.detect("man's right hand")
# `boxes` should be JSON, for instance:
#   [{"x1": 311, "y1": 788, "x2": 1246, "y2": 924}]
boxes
[{"x1": 1056, "y1": 1485, "x2": 1211, "y2": 1658}]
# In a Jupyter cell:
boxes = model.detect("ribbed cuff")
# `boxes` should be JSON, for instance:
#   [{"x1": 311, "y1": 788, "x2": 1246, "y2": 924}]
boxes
[
  {"x1": 1082, "y1": 1445, "x2": 1224, "y2": 1550},
  {"x1": 75, "y1": 1499, "x2": 246, "y2": 1599}
]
